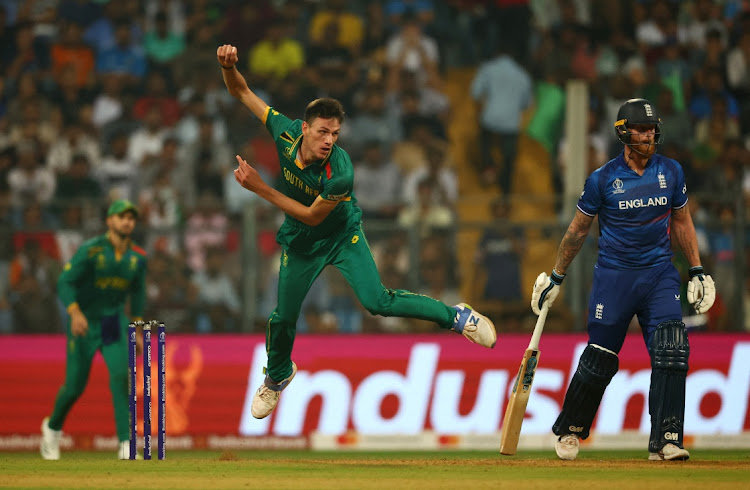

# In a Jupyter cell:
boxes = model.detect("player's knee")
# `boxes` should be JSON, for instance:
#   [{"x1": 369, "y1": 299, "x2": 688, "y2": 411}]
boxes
[
  {"x1": 61, "y1": 379, "x2": 88, "y2": 399},
  {"x1": 578, "y1": 344, "x2": 619, "y2": 385},
  {"x1": 650, "y1": 320, "x2": 689, "y2": 372},
  {"x1": 359, "y1": 288, "x2": 392, "y2": 317}
]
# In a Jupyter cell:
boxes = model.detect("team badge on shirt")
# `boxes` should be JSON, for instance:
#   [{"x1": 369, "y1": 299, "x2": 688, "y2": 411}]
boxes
[
  {"x1": 658, "y1": 173, "x2": 667, "y2": 189},
  {"x1": 612, "y1": 178, "x2": 625, "y2": 194}
]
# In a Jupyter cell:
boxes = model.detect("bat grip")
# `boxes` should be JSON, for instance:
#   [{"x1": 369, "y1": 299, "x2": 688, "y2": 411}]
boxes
[{"x1": 528, "y1": 304, "x2": 549, "y2": 350}]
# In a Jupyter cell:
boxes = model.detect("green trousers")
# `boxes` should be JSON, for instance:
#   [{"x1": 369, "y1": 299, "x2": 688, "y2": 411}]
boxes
[
  {"x1": 48, "y1": 313, "x2": 130, "y2": 442},
  {"x1": 266, "y1": 223, "x2": 455, "y2": 381}
]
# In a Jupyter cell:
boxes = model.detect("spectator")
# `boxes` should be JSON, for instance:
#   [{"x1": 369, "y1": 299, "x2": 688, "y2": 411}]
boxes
[
  {"x1": 247, "y1": 20, "x2": 304, "y2": 91},
  {"x1": 54, "y1": 203, "x2": 85, "y2": 264},
  {"x1": 191, "y1": 246, "x2": 241, "y2": 333},
  {"x1": 143, "y1": 10, "x2": 186, "y2": 68},
  {"x1": 401, "y1": 141, "x2": 457, "y2": 206},
  {"x1": 145, "y1": 249, "x2": 198, "y2": 333},
  {"x1": 8, "y1": 238, "x2": 62, "y2": 333},
  {"x1": 53, "y1": 153, "x2": 102, "y2": 206},
  {"x1": 132, "y1": 71, "x2": 181, "y2": 127},
  {"x1": 183, "y1": 115, "x2": 231, "y2": 203},
  {"x1": 689, "y1": 66, "x2": 739, "y2": 120},
  {"x1": 471, "y1": 44, "x2": 533, "y2": 195},
  {"x1": 127, "y1": 106, "x2": 169, "y2": 166},
  {"x1": 385, "y1": 0, "x2": 435, "y2": 31},
  {"x1": 50, "y1": 63, "x2": 96, "y2": 124},
  {"x1": 12, "y1": 201, "x2": 59, "y2": 260},
  {"x1": 656, "y1": 87, "x2": 693, "y2": 151},
  {"x1": 306, "y1": 20, "x2": 357, "y2": 90},
  {"x1": 353, "y1": 141, "x2": 403, "y2": 220},
  {"x1": 5, "y1": 72, "x2": 54, "y2": 123},
  {"x1": 83, "y1": 1, "x2": 137, "y2": 53},
  {"x1": 385, "y1": 13, "x2": 439, "y2": 89},
  {"x1": 0, "y1": 146, "x2": 16, "y2": 192},
  {"x1": 397, "y1": 177, "x2": 454, "y2": 238},
  {"x1": 137, "y1": 165, "x2": 182, "y2": 254},
  {"x1": 727, "y1": 31, "x2": 750, "y2": 95},
  {"x1": 46, "y1": 123, "x2": 101, "y2": 174},
  {"x1": 173, "y1": 21, "x2": 220, "y2": 82},
  {"x1": 343, "y1": 86, "x2": 401, "y2": 159},
  {"x1": 3, "y1": 22, "x2": 46, "y2": 81},
  {"x1": 51, "y1": 21, "x2": 95, "y2": 88},
  {"x1": 97, "y1": 131, "x2": 137, "y2": 201},
  {"x1": 57, "y1": 0, "x2": 102, "y2": 29},
  {"x1": 95, "y1": 19, "x2": 147, "y2": 89},
  {"x1": 8, "y1": 141, "x2": 56, "y2": 209},
  {"x1": 474, "y1": 198, "x2": 524, "y2": 307},
  {"x1": 221, "y1": 0, "x2": 275, "y2": 53},
  {"x1": 308, "y1": 0, "x2": 365, "y2": 55},
  {"x1": 183, "y1": 192, "x2": 227, "y2": 272},
  {"x1": 91, "y1": 73, "x2": 125, "y2": 129},
  {"x1": 694, "y1": 97, "x2": 740, "y2": 147}
]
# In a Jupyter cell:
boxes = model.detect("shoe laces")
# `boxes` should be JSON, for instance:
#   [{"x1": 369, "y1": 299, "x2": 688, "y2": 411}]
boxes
[
  {"x1": 257, "y1": 385, "x2": 280, "y2": 404},
  {"x1": 560, "y1": 435, "x2": 578, "y2": 447}
]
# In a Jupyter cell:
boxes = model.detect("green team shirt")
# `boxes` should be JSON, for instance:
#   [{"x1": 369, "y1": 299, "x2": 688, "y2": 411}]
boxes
[
  {"x1": 58, "y1": 234, "x2": 148, "y2": 324},
  {"x1": 263, "y1": 106, "x2": 362, "y2": 254}
]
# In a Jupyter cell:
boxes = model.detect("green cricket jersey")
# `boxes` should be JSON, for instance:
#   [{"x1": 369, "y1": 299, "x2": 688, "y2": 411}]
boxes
[
  {"x1": 58, "y1": 234, "x2": 147, "y2": 324},
  {"x1": 263, "y1": 106, "x2": 362, "y2": 254}
]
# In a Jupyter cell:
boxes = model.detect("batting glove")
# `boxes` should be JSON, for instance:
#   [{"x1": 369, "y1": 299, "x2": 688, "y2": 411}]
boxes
[
  {"x1": 531, "y1": 270, "x2": 565, "y2": 315},
  {"x1": 686, "y1": 266, "x2": 716, "y2": 314}
]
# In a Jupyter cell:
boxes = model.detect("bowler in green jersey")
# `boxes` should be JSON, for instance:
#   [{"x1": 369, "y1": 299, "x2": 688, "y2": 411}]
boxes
[
  {"x1": 218, "y1": 44, "x2": 498, "y2": 420},
  {"x1": 40, "y1": 200, "x2": 148, "y2": 460}
]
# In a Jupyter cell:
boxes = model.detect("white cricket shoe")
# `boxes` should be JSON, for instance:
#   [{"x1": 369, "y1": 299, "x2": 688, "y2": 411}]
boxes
[
  {"x1": 555, "y1": 434, "x2": 580, "y2": 461},
  {"x1": 648, "y1": 443, "x2": 690, "y2": 461},
  {"x1": 118, "y1": 441, "x2": 142, "y2": 460},
  {"x1": 40, "y1": 417, "x2": 61, "y2": 460},
  {"x1": 251, "y1": 362, "x2": 297, "y2": 419},
  {"x1": 452, "y1": 303, "x2": 497, "y2": 348}
]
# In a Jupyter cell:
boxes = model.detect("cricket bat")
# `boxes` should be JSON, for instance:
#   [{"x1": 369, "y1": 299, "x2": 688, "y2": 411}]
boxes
[{"x1": 499, "y1": 304, "x2": 549, "y2": 455}]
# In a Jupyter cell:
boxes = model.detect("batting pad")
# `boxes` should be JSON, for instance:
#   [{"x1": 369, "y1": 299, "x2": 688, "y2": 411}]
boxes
[
  {"x1": 648, "y1": 320, "x2": 689, "y2": 453},
  {"x1": 552, "y1": 344, "x2": 619, "y2": 440}
]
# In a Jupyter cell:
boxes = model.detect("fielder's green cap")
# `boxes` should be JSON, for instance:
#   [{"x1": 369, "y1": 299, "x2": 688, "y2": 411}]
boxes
[{"x1": 107, "y1": 199, "x2": 139, "y2": 217}]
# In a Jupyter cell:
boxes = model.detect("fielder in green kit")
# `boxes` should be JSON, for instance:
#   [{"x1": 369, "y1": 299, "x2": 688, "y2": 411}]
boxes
[
  {"x1": 217, "y1": 44, "x2": 498, "y2": 420},
  {"x1": 40, "y1": 200, "x2": 148, "y2": 460}
]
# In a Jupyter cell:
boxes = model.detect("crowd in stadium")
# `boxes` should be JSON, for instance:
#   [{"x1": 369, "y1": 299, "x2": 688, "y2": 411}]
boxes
[{"x1": 1, "y1": 0, "x2": 749, "y2": 334}]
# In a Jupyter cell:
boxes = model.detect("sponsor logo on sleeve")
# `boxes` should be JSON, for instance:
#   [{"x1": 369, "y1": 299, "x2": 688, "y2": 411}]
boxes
[{"x1": 326, "y1": 192, "x2": 349, "y2": 201}]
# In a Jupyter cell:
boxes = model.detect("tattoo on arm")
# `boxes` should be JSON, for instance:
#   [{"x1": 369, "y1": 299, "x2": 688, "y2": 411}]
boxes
[{"x1": 554, "y1": 212, "x2": 594, "y2": 274}]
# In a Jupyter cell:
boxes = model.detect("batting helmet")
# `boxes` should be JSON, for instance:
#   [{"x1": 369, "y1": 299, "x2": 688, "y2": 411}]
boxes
[{"x1": 614, "y1": 98, "x2": 663, "y2": 146}]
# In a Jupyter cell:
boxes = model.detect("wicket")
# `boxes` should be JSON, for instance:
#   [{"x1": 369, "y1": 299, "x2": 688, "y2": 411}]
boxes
[{"x1": 128, "y1": 320, "x2": 166, "y2": 460}]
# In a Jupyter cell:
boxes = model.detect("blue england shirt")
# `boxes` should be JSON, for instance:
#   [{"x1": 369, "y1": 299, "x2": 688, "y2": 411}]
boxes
[{"x1": 577, "y1": 152, "x2": 688, "y2": 270}]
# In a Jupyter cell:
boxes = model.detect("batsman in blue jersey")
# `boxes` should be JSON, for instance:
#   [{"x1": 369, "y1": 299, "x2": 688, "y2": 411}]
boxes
[{"x1": 532, "y1": 99, "x2": 716, "y2": 462}]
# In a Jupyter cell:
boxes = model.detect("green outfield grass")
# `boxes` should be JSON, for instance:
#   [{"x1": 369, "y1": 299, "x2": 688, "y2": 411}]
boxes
[{"x1": 2, "y1": 450, "x2": 748, "y2": 489}]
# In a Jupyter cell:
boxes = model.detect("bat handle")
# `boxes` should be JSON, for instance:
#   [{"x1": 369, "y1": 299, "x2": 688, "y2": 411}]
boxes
[{"x1": 528, "y1": 304, "x2": 549, "y2": 351}]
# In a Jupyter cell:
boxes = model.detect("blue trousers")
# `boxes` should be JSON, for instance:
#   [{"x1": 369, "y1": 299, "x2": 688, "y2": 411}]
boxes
[{"x1": 586, "y1": 261, "x2": 682, "y2": 352}]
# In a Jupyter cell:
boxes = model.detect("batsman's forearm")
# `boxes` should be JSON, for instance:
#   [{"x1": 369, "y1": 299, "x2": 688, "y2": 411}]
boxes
[
  {"x1": 672, "y1": 213, "x2": 701, "y2": 267},
  {"x1": 553, "y1": 228, "x2": 588, "y2": 275}
]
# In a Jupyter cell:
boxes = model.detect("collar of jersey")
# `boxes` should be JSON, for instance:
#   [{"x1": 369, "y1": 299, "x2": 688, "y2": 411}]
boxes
[
  {"x1": 293, "y1": 138, "x2": 333, "y2": 170},
  {"x1": 618, "y1": 151, "x2": 654, "y2": 173}
]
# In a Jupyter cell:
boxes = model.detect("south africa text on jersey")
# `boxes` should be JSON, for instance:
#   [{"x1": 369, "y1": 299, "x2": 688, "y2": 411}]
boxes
[{"x1": 283, "y1": 168, "x2": 320, "y2": 197}]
